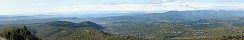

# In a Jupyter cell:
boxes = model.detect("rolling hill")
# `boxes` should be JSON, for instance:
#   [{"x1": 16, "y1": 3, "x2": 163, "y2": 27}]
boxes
[
  {"x1": 0, "y1": 21, "x2": 144, "y2": 40},
  {"x1": 27, "y1": 21, "x2": 143, "y2": 40},
  {"x1": 1, "y1": 10, "x2": 244, "y2": 40}
]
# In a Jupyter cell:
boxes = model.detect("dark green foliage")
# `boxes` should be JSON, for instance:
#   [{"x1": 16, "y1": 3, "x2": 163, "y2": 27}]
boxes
[
  {"x1": 77, "y1": 21, "x2": 105, "y2": 29},
  {"x1": 0, "y1": 26, "x2": 39, "y2": 40},
  {"x1": 222, "y1": 35, "x2": 244, "y2": 40},
  {"x1": 1, "y1": 10, "x2": 244, "y2": 40},
  {"x1": 46, "y1": 21, "x2": 76, "y2": 27},
  {"x1": 105, "y1": 36, "x2": 144, "y2": 40},
  {"x1": 0, "y1": 21, "x2": 142, "y2": 40},
  {"x1": 44, "y1": 21, "x2": 105, "y2": 29},
  {"x1": 32, "y1": 21, "x2": 143, "y2": 40}
]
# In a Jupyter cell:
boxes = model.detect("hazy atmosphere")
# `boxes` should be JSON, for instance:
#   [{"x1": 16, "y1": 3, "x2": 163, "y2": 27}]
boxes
[
  {"x1": 0, "y1": 0, "x2": 243, "y2": 15},
  {"x1": 0, "y1": 0, "x2": 244, "y2": 40}
]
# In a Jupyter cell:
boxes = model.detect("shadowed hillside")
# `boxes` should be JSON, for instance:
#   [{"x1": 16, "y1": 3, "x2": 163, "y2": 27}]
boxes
[
  {"x1": 32, "y1": 21, "x2": 143, "y2": 40},
  {"x1": 1, "y1": 10, "x2": 244, "y2": 40},
  {"x1": 0, "y1": 26, "x2": 39, "y2": 40}
]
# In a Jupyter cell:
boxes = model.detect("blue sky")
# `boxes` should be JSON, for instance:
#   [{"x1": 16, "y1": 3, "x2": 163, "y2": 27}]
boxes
[{"x1": 0, "y1": 0, "x2": 243, "y2": 15}]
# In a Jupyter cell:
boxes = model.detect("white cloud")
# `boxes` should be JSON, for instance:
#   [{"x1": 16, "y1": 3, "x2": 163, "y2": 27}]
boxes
[
  {"x1": 218, "y1": 0, "x2": 244, "y2": 2},
  {"x1": 0, "y1": 0, "x2": 244, "y2": 15},
  {"x1": 0, "y1": 3, "x2": 199, "y2": 14},
  {"x1": 0, "y1": 4, "x2": 165, "y2": 14}
]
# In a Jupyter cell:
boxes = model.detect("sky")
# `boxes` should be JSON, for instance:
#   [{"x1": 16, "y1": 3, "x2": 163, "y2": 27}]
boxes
[{"x1": 0, "y1": 0, "x2": 244, "y2": 15}]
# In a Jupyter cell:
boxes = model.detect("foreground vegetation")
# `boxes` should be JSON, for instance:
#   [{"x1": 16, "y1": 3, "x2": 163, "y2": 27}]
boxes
[
  {"x1": 0, "y1": 21, "x2": 144, "y2": 40},
  {"x1": 1, "y1": 10, "x2": 244, "y2": 40},
  {"x1": 0, "y1": 26, "x2": 39, "y2": 40}
]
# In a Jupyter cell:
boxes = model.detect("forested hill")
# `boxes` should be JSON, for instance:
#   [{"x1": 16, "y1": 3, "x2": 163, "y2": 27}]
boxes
[
  {"x1": 43, "y1": 21, "x2": 105, "y2": 29},
  {"x1": 0, "y1": 21, "x2": 144, "y2": 40},
  {"x1": 93, "y1": 10, "x2": 244, "y2": 40},
  {"x1": 99, "y1": 10, "x2": 244, "y2": 22},
  {"x1": 1, "y1": 10, "x2": 244, "y2": 40},
  {"x1": 32, "y1": 21, "x2": 144, "y2": 40}
]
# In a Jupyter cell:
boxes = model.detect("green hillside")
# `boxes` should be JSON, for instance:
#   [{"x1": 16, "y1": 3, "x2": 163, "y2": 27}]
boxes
[
  {"x1": 0, "y1": 26, "x2": 39, "y2": 40},
  {"x1": 0, "y1": 21, "x2": 144, "y2": 40}
]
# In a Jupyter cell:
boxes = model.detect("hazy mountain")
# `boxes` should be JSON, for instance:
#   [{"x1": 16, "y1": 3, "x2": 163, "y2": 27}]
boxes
[
  {"x1": 77, "y1": 21, "x2": 105, "y2": 29},
  {"x1": 0, "y1": 12, "x2": 146, "y2": 24},
  {"x1": 43, "y1": 21, "x2": 105, "y2": 29},
  {"x1": 96, "y1": 10, "x2": 244, "y2": 23},
  {"x1": 92, "y1": 10, "x2": 244, "y2": 40},
  {"x1": 1, "y1": 10, "x2": 244, "y2": 40}
]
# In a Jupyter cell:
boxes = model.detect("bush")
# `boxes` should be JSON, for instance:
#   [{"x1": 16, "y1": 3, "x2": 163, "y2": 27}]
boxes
[{"x1": 0, "y1": 26, "x2": 39, "y2": 40}]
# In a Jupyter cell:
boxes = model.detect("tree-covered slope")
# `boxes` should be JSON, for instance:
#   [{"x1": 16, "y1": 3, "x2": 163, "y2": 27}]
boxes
[
  {"x1": 98, "y1": 10, "x2": 244, "y2": 22},
  {"x1": 0, "y1": 21, "x2": 144, "y2": 40},
  {"x1": 32, "y1": 21, "x2": 143, "y2": 40},
  {"x1": 0, "y1": 26, "x2": 39, "y2": 40}
]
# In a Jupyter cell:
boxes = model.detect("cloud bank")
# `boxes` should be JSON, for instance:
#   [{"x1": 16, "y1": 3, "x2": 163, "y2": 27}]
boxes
[{"x1": 0, "y1": 0, "x2": 243, "y2": 15}]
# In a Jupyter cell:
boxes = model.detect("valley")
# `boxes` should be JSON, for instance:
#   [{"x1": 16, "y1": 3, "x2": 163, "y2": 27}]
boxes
[{"x1": 1, "y1": 10, "x2": 244, "y2": 40}]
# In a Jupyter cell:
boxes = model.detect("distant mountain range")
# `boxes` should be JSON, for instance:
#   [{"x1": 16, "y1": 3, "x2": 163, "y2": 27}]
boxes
[
  {"x1": 44, "y1": 21, "x2": 105, "y2": 29},
  {"x1": 93, "y1": 10, "x2": 244, "y2": 40},
  {"x1": 1, "y1": 10, "x2": 244, "y2": 40},
  {"x1": 98, "y1": 10, "x2": 244, "y2": 22},
  {"x1": 1, "y1": 10, "x2": 243, "y2": 24}
]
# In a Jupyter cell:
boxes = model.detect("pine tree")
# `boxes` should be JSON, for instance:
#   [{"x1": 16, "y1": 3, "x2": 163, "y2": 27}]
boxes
[{"x1": 0, "y1": 26, "x2": 39, "y2": 40}]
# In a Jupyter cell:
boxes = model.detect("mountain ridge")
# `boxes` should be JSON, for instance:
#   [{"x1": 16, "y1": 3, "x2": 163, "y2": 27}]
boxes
[{"x1": 43, "y1": 21, "x2": 105, "y2": 29}]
